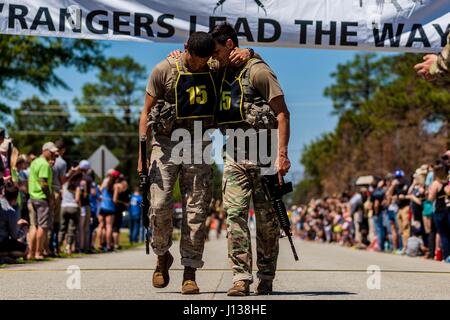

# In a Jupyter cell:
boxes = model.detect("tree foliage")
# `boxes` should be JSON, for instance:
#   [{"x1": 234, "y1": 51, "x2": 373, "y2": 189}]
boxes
[
  {"x1": 296, "y1": 53, "x2": 450, "y2": 199},
  {"x1": 0, "y1": 35, "x2": 105, "y2": 94},
  {"x1": 72, "y1": 56, "x2": 147, "y2": 185},
  {"x1": 324, "y1": 53, "x2": 390, "y2": 115},
  {"x1": 9, "y1": 96, "x2": 74, "y2": 155},
  {"x1": 0, "y1": 35, "x2": 105, "y2": 125}
]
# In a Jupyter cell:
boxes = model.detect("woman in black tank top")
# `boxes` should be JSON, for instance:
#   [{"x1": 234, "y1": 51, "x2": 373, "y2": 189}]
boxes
[
  {"x1": 435, "y1": 185, "x2": 447, "y2": 212},
  {"x1": 428, "y1": 162, "x2": 450, "y2": 262}
]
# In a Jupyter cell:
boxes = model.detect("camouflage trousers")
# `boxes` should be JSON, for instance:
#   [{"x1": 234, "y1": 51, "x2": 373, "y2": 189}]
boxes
[
  {"x1": 223, "y1": 155, "x2": 280, "y2": 284},
  {"x1": 149, "y1": 134, "x2": 212, "y2": 268}
]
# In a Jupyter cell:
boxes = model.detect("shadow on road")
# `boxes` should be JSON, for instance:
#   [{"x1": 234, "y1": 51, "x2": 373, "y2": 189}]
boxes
[
  {"x1": 271, "y1": 291, "x2": 357, "y2": 296},
  {"x1": 160, "y1": 291, "x2": 228, "y2": 294},
  {"x1": 159, "y1": 291, "x2": 357, "y2": 297}
]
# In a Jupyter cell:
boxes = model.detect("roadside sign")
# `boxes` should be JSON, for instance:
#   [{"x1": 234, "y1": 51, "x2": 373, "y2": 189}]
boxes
[{"x1": 88, "y1": 145, "x2": 119, "y2": 179}]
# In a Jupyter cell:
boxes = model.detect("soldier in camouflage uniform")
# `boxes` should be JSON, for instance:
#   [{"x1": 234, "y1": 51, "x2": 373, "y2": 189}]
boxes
[
  {"x1": 138, "y1": 32, "x2": 216, "y2": 295},
  {"x1": 138, "y1": 32, "x2": 253, "y2": 295},
  {"x1": 415, "y1": 33, "x2": 450, "y2": 81},
  {"x1": 210, "y1": 23, "x2": 291, "y2": 296}
]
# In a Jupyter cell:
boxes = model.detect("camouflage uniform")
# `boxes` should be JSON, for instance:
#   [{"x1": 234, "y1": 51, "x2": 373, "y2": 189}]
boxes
[
  {"x1": 218, "y1": 58, "x2": 283, "y2": 284},
  {"x1": 223, "y1": 153, "x2": 280, "y2": 283},
  {"x1": 430, "y1": 33, "x2": 450, "y2": 78},
  {"x1": 146, "y1": 56, "x2": 215, "y2": 269},
  {"x1": 149, "y1": 134, "x2": 212, "y2": 268}
]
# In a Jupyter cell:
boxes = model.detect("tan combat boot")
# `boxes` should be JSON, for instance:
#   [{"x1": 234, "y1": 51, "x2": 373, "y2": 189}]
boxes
[
  {"x1": 254, "y1": 279, "x2": 273, "y2": 295},
  {"x1": 227, "y1": 280, "x2": 250, "y2": 296},
  {"x1": 152, "y1": 251, "x2": 174, "y2": 288},
  {"x1": 181, "y1": 266, "x2": 200, "y2": 294}
]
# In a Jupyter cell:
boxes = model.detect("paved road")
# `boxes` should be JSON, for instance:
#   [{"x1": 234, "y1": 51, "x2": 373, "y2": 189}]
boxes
[{"x1": 1, "y1": 233, "x2": 450, "y2": 300}]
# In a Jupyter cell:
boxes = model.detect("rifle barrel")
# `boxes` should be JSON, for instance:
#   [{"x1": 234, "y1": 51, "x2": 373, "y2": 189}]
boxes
[{"x1": 288, "y1": 235, "x2": 299, "y2": 261}]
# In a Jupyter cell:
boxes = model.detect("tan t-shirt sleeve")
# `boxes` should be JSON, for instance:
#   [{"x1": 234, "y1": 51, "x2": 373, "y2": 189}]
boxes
[
  {"x1": 146, "y1": 59, "x2": 171, "y2": 98},
  {"x1": 249, "y1": 62, "x2": 284, "y2": 103}
]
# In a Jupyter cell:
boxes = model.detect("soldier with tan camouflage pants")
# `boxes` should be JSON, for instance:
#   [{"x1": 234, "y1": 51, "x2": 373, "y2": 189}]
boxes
[
  {"x1": 138, "y1": 32, "x2": 217, "y2": 295},
  {"x1": 415, "y1": 33, "x2": 450, "y2": 81},
  {"x1": 211, "y1": 23, "x2": 291, "y2": 296}
]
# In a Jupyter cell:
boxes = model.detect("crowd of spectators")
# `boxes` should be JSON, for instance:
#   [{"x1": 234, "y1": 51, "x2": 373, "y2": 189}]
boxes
[
  {"x1": 0, "y1": 128, "x2": 143, "y2": 264},
  {"x1": 290, "y1": 150, "x2": 450, "y2": 263},
  {"x1": 2, "y1": 125, "x2": 449, "y2": 266}
]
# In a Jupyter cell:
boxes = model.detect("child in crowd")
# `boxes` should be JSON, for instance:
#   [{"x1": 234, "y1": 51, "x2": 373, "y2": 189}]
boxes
[{"x1": 405, "y1": 227, "x2": 428, "y2": 257}]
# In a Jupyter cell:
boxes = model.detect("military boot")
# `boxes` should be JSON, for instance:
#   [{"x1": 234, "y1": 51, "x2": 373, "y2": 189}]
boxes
[
  {"x1": 254, "y1": 279, "x2": 273, "y2": 295},
  {"x1": 181, "y1": 266, "x2": 200, "y2": 294},
  {"x1": 152, "y1": 251, "x2": 174, "y2": 288},
  {"x1": 227, "y1": 280, "x2": 250, "y2": 296}
]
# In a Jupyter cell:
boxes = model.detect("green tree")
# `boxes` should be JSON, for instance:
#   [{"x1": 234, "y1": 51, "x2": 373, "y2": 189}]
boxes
[
  {"x1": 291, "y1": 178, "x2": 321, "y2": 205},
  {"x1": 8, "y1": 96, "x2": 73, "y2": 155},
  {"x1": 324, "y1": 53, "x2": 390, "y2": 115},
  {"x1": 73, "y1": 56, "x2": 147, "y2": 185},
  {"x1": 93, "y1": 56, "x2": 146, "y2": 125},
  {"x1": 294, "y1": 132, "x2": 337, "y2": 198},
  {"x1": 301, "y1": 133, "x2": 337, "y2": 181},
  {"x1": 0, "y1": 35, "x2": 105, "y2": 124},
  {"x1": 294, "y1": 53, "x2": 450, "y2": 203}
]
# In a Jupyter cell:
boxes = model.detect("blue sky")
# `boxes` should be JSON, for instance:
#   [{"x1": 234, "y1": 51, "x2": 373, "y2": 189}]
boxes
[{"x1": 7, "y1": 40, "x2": 394, "y2": 183}]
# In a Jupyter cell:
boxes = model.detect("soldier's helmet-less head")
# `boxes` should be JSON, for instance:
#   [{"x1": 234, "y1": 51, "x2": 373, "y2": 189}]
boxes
[{"x1": 183, "y1": 32, "x2": 215, "y2": 72}]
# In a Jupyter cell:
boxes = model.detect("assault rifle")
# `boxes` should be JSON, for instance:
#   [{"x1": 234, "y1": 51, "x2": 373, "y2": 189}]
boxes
[
  {"x1": 261, "y1": 173, "x2": 299, "y2": 261},
  {"x1": 139, "y1": 136, "x2": 150, "y2": 255}
]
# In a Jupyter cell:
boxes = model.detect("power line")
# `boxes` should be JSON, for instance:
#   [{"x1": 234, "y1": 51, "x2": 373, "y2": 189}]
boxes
[
  {"x1": 11, "y1": 130, "x2": 138, "y2": 137},
  {"x1": 17, "y1": 111, "x2": 333, "y2": 120},
  {"x1": 16, "y1": 100, "x2": 345, "y2": 111},
  {"x1": 16, "y1": 104, "x2": 143, "y2": 110},
  {"x1": 17, "y1": 111, "x2": 139, "y2": 118}
]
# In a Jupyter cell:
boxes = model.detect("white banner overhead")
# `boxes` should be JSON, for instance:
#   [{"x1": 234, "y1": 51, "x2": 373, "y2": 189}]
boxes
[{"x1": 0, "y1": 0, "x2": 448, "y2": 52}]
